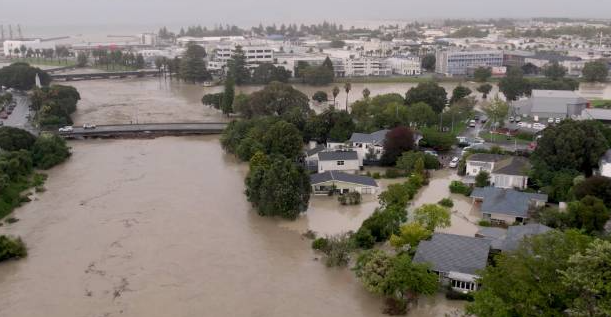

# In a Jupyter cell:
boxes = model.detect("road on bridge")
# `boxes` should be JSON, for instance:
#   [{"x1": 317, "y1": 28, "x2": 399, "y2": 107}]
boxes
[{"x1": 61, "y1": 122, "x2": 228, "y2": 137}]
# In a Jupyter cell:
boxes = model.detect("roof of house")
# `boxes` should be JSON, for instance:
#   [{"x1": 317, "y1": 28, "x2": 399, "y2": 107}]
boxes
[
  {"x1": 468, "y1": 153, "x2": 507, "y2": 163},
  {"x1": 413, "y1": 233, "x2": 491, "y2": 275},
  {"x1": 348, "y1": 129, "x2": 389, "y2": 145},
  {"x1": 317, "y1": 150, "x2": 358, "y2": 161},
  {"x1": 476, "y1": 227, "x2": 507, "y2": 250},
  {"x1": 471, "y1": 187, "x2": 548, "y2": 218},
  {"x1": 500, "y1": 224, "x2": 552, "y2": 251},
  {"x1": 305, "y1": 144, "x2": 326, "y2": 157},
  {"x1": 492, "y1": 156, "x2": 531, "y2": 176},
  {"x1": 310, "y1": 171, "x2": 378, "y2": 187}
]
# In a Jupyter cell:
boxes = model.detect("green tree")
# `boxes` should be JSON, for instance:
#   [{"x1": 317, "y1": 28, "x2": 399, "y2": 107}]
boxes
[
  {"x1": 405, "y1": 81, "x2": 448, "y2": 113},
  {"x1": 251, "y1": 63, "x2": 291, "y2": 84},
  {"x1": 322, "y1": 56, "x2": 334, "y2": 73},
  {"x1": 312, "y1": 91, "x2": 328, "y2": 103},
  {"x1": 414, "y1": 204, "x2": 451, "y2": 231},
  {"x1": 221, "y1": 76, "x2": 235, "y2": 115},
  {"x1": 0, "y1": 63, "x2": 51, "y2": 90},
  {"x1": 263, "y1": 121, "x2": 303, "y2": 160},
  {"x1": 543, "y1": 61, "x2": 567, "y2": 80},
  {"x1": 302, "y1": 65, "x2": 334, "y2": 85},
  {"x1": 405, "y1": 102, "x2": 436, "y2": 127},
  {"x1": 477, "y1": 83, "x2": 493, "y2": 99},
  {"x1": 227, "y1": 45, "x2": 250, "y2": 85},
  {"x1": 179, "y1": 43, "x2": 211, "y2": 83},
  {"x1": 246, "y1": 82, "x2": 310, "y2": 116},
  {"x1": 421, "y1": 54, "x2": 436, "y2": 72},
  {"x1": 420, "y1": 129, "x2": 455, "y2": 151},
  {"x1": 573, "y1": 176, "x2": 611, "y2": 207},
  {"x1": 566, "y1": 196, "x2": 610, "y2": 234},
  {"x1": 582, "y1": 60, "x2": 609, "y2": 82},
  {"x1": 475, "y1": 170, "x2": 490, "y2": 187},
  {"x1": 344, "y1": 82, "x2": 352, "y2": 111},
  {"x1": 450, "y1": 85, "x2": 472, "y2": 104},
  {"x1": 31, "y1": 134, "x2": 71, "y2": 169},
  {"x1": 362, "y1": 88, "x2": 371, "y2": 99},
  {"x1": 389, "y1": 222, "x2": 432, "y2": 250},
  {"x1": 467, "y1": 230, "x2": 593, "y2": 317},
  {"x1": 396, "y1": 151, "x2": 439, "y2": 174},
  {"x1": 473, "y1": 67, "x2": 492, "y2": 82},
  {"x1": 559, "y1": 239, "x2": 611, "y2": 317},
  {"x1": 0, "y1": 127, "x2": 36, "y2": 151},
  {"x1": 499, "y1": 67, "x2": 528, "y2": 101},
  {"x1": 76, "y1": 52, "x2": 88, "y2": 67},
  {"x1": 481, "y1": 97, "x2": 509, "y2": 128},
  {"x1": 332, "y1": 86, "x2": 340, "y2": 108},
  {"x1": 379, "y1": 183, "x2": 413, "y2": 209}
]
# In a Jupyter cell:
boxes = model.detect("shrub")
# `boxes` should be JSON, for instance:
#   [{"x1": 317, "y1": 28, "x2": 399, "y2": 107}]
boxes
[
  {"x1": 449, "y1": 181, "x2": 472, "y2": 196},
  {"x1": 353, "y1": 227, "x2": 376, "y2": 249},
  {"x1": 318, "y1": 233, "x2": 355, "y2": 267},
  {"x1": 372, "y1": 172, "x2": 381, "y2": 179},
  {"x1": 338, "y1": 192, "x2": 362, "y2": 205},
  {"x1": 478, "y1": 220, "x2": 491, "y2": 227},
  {"x1": 0, "y1": 235, "x2": 27, "y2": 261},
  {"x1": 446, "y1": 288, "x2": 475, "y2": 301},
  {"x1": 384, "y1": 168, "x2": 402, "y2": 179},
  {"x1": 438, "y1": 198, "x2": 454, "y2": 208},
  {"x1": 312, "y1": 237, "x2": 329, "y2": 251}
]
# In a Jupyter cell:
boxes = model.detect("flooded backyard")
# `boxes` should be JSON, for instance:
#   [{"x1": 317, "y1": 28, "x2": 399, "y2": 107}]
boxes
[{"x1": 0, "y1": 137, "x2": 465, "y2": 317}]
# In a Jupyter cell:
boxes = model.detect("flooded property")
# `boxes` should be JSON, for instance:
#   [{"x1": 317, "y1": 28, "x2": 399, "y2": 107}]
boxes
[{"x1": 0, "y1": 137, "x2": 464, "y2": 317}]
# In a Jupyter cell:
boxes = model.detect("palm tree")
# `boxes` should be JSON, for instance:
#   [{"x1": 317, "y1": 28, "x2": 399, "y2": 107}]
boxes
[
  {"x1": 332, "y1": 86, "x2": 340, "y2": 108},
  {"x1": 344, "y1": 82, "x2": 352, "y2": 111}
]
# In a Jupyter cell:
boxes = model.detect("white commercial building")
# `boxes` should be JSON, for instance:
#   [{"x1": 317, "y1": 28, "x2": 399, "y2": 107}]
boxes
[
  {"x1": 386, "y1": 57, "x2": 421, "y2": 75},
  {"x1": 209, "y1": 45, "x2": 274, "y2": 72},
  {"x1": 435, "y1": 49, "x2": 504, "y2": 76},
  {"x1": 3, "y1": 39, "x2": 55, "y2": 57},
  {"x1": 343, "y1": 57, "x2": 391, "y2": 76}
]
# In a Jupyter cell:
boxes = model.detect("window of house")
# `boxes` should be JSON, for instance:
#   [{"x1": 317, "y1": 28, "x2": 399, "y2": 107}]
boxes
[{"x1": 337, "y1": 161, "x2": 344, "y2": 166}]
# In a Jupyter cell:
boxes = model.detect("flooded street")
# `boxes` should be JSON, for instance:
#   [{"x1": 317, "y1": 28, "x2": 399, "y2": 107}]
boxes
[{"x1": 0, "y1": 137, "x2": 464, "y2": 317}]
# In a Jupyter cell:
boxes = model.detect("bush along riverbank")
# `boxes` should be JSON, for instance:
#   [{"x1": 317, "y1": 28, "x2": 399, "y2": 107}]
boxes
[{"x1": 0, "y1": 127, "x2": 71, "y2": 262}]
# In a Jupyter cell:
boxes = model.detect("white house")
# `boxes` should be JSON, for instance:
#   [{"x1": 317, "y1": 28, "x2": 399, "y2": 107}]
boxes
[
  {"x1": 466, "y1": 154, "x2": 531, "y2": 190},
  {"x1": 347, "y1": 130, "x2": 389, "y2": 162},
  {"x1": 600, "y1": 149, "x2": 611, "y2": 178},
  {"x1": 310, "y1": 171, "x2": 378, "y2": 195},
  {"x1": 317, "y1": 151, "x2": 360, "y2": 174}
]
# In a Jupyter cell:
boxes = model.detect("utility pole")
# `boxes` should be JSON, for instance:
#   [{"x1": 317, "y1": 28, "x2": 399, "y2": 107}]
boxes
[
  {"x1": 8, "y1": 25, "x2": 13, "y2": 40},
  {"x1": 17, "y1": 24, "x2": 23, "y2": 40}
]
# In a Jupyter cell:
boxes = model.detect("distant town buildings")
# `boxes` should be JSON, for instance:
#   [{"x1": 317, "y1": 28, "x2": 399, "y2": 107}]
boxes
[
  {"x1": 435, "y1": 49, "x2": 504, "y2": 76},
  {"x1": 2, "y1": 39, "x2": 55, "y2": 56}
]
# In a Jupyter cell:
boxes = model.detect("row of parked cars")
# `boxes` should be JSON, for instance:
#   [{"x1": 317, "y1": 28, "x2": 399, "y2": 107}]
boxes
[{"x1": 58, "y1": 123, "x2": 97, "y2": 133}]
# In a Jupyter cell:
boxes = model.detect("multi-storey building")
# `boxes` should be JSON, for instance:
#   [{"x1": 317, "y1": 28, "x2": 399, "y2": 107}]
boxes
[
  {"x1": 208, "y1": 45, "x2": 274, "y2": 72},
  {"x1": 435, "y1": 49, "x2": 504, "y2": 76},
  {"x1": 385, "y1": 57, "x2": 421, "y2": 75},
  {"x1": 343, "y1": 57, "x2": 391, "y2": 76}
]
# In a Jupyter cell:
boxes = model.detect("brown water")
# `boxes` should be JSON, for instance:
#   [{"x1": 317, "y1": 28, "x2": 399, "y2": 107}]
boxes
[
  {"x1": 65, "y1": 78, "x2": 611, "y2": 126},
  {"x1": 0, "y1": 137, "x2": 464, "y2": 317}
]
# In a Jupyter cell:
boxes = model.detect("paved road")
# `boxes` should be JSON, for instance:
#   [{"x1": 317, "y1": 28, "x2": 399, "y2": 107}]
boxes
[{"x1": 2, "y1": 92, "x2": 38, "y2": 135}]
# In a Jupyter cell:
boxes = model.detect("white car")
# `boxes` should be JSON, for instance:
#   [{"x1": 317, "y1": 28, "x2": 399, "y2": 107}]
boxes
[
  {"x1": 547, "y1": 117, "x2": 554, "y2": 123},
  {"x1": 555, "y1": 118, "x2": 561, "y2": 124},
  {"x1": 469, "y1": 120, "x2": 476, "y2": 128},
  {"x1": 424, "y1": 150, "x2": 439, "y2": 157},
  {"x1": 508, "y1": 116, "x2": 514, "y2": 122},
  {"x1": 83, "y1": 123, "x2": 96, "y2": 129},
  {"x1": 449, "y1": 157, "x2": 460, "y2": 168},
  {"x1": 532, "y1": 123, "x2": 546, "y2": 130},
  {"x1": 58, "y1": 126, "x2": 73, "y2": 133},
  {"x1": 515, "y1": 116, "x2": 522, "y2": 122},
  {"x1": 517, "y1": 122, "x2": 528, "y2": 128}
]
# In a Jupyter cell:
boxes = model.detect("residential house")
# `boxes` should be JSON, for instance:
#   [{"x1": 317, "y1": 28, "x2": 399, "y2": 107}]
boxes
[
  {"x1": 413, "y1": 233, "x2": 491, "y2": 293},
  {"x1": 599, "y1": 149, "x2": 611, "y2": 178},
  {"x1": 466, "y1": 154, "x2": 531, "y2": 190},
  {"x1": 347, "y1": 129, "x2": 423, "y2": 164},
  {"x1": 470, "y1": 187, "x2": 548, "y2": 225},
  {"x1": 310, "y1": 171, "x2": 378, "y2": 195},
  {"x1": 304, "y1": 143, "x2": 326, "y2": 172},
  {"x1": 317, "y1": 151, "x2": 360, "y2": 174},
  {"x1": 512, "y1": 90, "x2": 588, "y2": 121},
  {"x1": 476, "y1": 223, "x2": 552, "y2": 252}
]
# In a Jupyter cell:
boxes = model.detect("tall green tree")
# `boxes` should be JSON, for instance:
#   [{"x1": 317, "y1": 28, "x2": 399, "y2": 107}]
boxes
[
  {"x1": 450, "y1": 85, "x2": 472, "y2": 104},
  {"x1": 565, "y1": 196, "x2": 610, "y2": 234},
  {"x1": 332, "y1": 86, "x2": 340, "y2": 108},
  {"x1": 228, "y1": 45, "x2": 251, "y2": 85},
  {"x1": 405, "y1": 81, "x2": 448, "y2": 113},
  {"x1": 499, "y1": 67, "x2": 528, "y2": 101},
  {"x1": 413, "y1": 204, "x2": 451, "y2": 231},
  {"x1": 421, "y1": 54, "x2": 436, "y2": 72},
  {"x1": 477, "y1": 83, "x2": 493, "y2": 99},
  {"x1": 179, "y1": 43, "x2": 211, "y2": 83},
  {"x1": 582, "y1": 60, "x2": 609, "y2": 82},
  {"x1": 543, "y1": 61, "x2": 568, "y2": 80},
  {"x1": 221, "y1": 75, "x2": 235, "y2": 115},
  {"x1": 473, "y1": 67, "x2": 492, "y2": 82},
  {"x1": 344, "y1": 82, "x2": 352, "y2": 111}
]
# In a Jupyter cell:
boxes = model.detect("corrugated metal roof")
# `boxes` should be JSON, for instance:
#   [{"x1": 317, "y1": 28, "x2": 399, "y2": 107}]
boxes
[
  {"x1": 318, "y1": 150, "x2": 358, "y2": 161},
  {"x1": 310, "y1": 171, "x2": 378, "y2": 187},
  {"x1": 413, "y1": 233, "x2": 491, "y2": 275}
]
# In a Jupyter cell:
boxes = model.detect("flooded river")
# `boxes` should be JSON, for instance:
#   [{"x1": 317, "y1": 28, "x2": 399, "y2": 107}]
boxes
[{"x1": 0, "y1": 137, "x2": 464, "y2": 317}]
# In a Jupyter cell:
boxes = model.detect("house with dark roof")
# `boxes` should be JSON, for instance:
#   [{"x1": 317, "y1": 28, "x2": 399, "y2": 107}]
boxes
[
  {"x1": 512, "y1": 90, "x2": 588, "y2": 121},
  {"x1": 304, "y1": 143, "x2": 326, "y2": 171},
  {"x1": 310, "y1": 171, "x2": 378, "y2": 195},
  {"x1": 346, "y1": 129, "x2": 423, "y2": 163},
  {"x1": 413, "y1": 233, "x2": 491, "y2": 293},
  {"x1": 471, "y1": 187, "x2": 547, "y2": 225},
  {"x1": 317, "y1": 150, "x2": 360, "y2": 174},
  {"x1": 476, "y1": 223, "x2": 552, "y2": 252},
  {"x1": 466, "y1": 154, "x2": 531, "y2": 190}
]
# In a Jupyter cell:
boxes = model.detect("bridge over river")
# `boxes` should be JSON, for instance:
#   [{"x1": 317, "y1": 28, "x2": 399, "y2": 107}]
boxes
[
  {"x1": 58, "y1": 122, "x2": 228, "y2": 138},
  {"x1": 50, "y1": 70, "x2": 160, "y2": 81}
]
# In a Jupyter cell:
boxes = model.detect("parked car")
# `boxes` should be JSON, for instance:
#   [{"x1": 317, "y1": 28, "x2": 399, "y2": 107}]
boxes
[
  {"x1": 515, "y1": 116, "x2": 522, "y2": 122},
  {"x1": 547, "y1": 117, "x2": 554, "y2": 123},
  {"x1": 424, "y1": 150, "x2": 439, "y2": 157},
  {"x1": 517, "y1": 122, "x2": 528, "y2": 128},
  {"x1": 555, "y1": 118, "x2": 561, "y2": 124},
  {"x1": 83, "y1": 123, "x2": 96, "y2": 129},
  {"x1": 449, "y1": 157, "x2": 460, "y2": 168},
  {"x1": 509, "y1": 116, "x2": 514, "y2": 122},
  {"x1": 469, "y1": 120, "x2": 477, "y2": 128},
  {"x1": 58, "y1": 126, "x2": 73, "y2": 133},
  {"x1": 533, "y1": 123, "x2": 546, "y2": 130}
]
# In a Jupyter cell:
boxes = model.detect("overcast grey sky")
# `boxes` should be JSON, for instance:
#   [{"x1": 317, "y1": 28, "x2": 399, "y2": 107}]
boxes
[{"x1": 1, "y1": 0, "x2": 610, "y2": 28}]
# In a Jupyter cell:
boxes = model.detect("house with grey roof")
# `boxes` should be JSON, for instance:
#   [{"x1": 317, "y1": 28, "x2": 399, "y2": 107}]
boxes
[
  {"x1": 599, "y1": 149, "x2": 611, "y2": 178},
  {"x1": 512, "y1": 90, "x2": 588, "y2": 121},
  {"x1": 471, "y1": 187, "x2": 547, "y2": 225},
  {"x1": 346, "y1": 129, "x2": 423, "y2": 163},
  {"x1": 476, "y1": 223, "x2": 552, "y2": 252},
  {"x1": 466, "y1": 154, "x2": 531, "y2": 189},
  {"x1": 304, "y1": 143, "x2": 326, "y2": 171},
  {"x1": 310, "y1": 171, "x2": 378, "y2": 195},
  {"x1": 413, "y1": 233, "x2": 491, "y2": 293},
  {"x1": 317, "y1": 150, "x2": 360, "y2": 174}
]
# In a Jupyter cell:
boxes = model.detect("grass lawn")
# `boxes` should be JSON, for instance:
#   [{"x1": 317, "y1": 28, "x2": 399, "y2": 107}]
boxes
[
  {"x1": 12, "y1": 58, "x2": 76, "y2": 67},
  {"x1": 479, "y1": 131, "x2": 532, "y2": 145},
  {"x1": 590, "y1": 100, "x2": 611, "y2": 109}
]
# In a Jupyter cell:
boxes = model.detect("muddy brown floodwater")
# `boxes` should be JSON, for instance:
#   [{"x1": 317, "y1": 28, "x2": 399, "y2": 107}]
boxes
[{"x1": 0, "y1": 136, "x2": 464, "y2": 317}]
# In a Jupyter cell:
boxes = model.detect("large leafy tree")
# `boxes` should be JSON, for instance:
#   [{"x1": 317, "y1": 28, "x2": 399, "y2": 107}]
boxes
[
  {"x1": 477, "y1": 83, "x2": 493, "y2": 99},
  {"x1": 543, "y1": 61, "x2": 568, "y2": 80},
  {"x1": 179, "y1": 44, "x2": 211, "y2": 83},
  {"x1": 450, "y1": 85, "x2": 472, "y2": 104},
  {"x1": 263, "y1": 121, "x2": 303, "y2": 161},
  {"x1": 0, "y1": 127, "x2": 36, "y2": 151},
  {"x1": 421, "y1": 54, "x2": 436, "y2": 72},
  {"x1": 413, "y1": 204, "x2": 451, "y2": 231},
  {"x1": 573, "y1": 176, "x2": 611, "y2": 207},
  {"x1": 251, "y1": 63, "x2": 291, "y2": 84},
  {"x1": 473, "y1": 67, "x2": 492, "y2": 82},
  {"x1": 405, "y1": 81, "x2": 448, "y2": 113},
  {"x1": 559, "y1": 239, "x2": 611, "y2": 317},
  {"x1": 221, "y1": 75, "x2": 235, "y2": 115},
  {"x1": 227, "y1": 45, "x2": 250, "y2": 85},
  {"x1": 467, "y1": 230, "x2": 594, "y2": 317},
  {"x1": 381, "y1": 126, "x2": 415, "y2": 165},
  {"x1": 565, "y1": 196, "x2": 610, "y2": 234},
  {"x1": 499, "y1": 66, "x2": 529, "y2": 101},
  {"x1": 582, "y1": 60, "x2": 609, "y2": 82},
  {"x1": 245, "y1": 82, "x2": 310, "y2": 117},
  {"x1": 389, "y1": 222, "x2": 432, "y2": 249},
  {"x1": 0, "y1": 62, "x2": 51, "y2": 90},
  {"x1": 405, "y1": 102, "x2": 436, "y2": 127}
]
